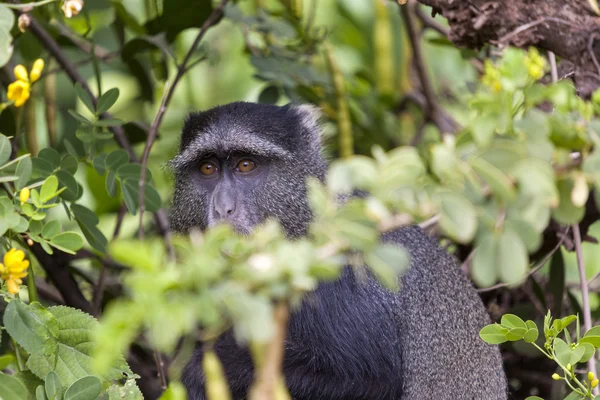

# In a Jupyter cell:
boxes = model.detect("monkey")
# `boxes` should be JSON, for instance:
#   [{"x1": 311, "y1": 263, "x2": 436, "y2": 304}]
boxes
[{"x1": 169, "y1": 102, "x2": 507, "y2": 400}]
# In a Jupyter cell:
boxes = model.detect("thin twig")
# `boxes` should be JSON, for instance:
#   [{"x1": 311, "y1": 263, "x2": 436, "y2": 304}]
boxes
[
  {"x1": 478, "y1": 233, "x2": 567, "y2": 293},
  {"x1": 573, "y1": 224, "x2": 599, "y2": 395},
  {"x1": 137, "y1": 0, "x2": 229, "y2": 252},
  {"x1": 50, "y1": 19, "x2": 112, "y2": 59},
  {"x1": 588, "y1": 33, "x2": 600, "y2": 78},
  {"x1": 414, "y1": 6, "x2": 448, "y2": 36},
  {"x1": 400, "y1": 1, "x2": 456, "y2": 134}
]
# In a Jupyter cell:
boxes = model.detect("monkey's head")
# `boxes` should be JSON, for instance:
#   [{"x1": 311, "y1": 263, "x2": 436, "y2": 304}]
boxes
[{"x1": 169, "y1": 102, "x2": 327, "y2": 238}]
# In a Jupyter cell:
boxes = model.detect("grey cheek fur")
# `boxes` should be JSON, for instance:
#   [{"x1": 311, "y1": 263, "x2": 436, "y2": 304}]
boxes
[{"x1": 170, "y1": 102, "x2": 507, "y2": 400}]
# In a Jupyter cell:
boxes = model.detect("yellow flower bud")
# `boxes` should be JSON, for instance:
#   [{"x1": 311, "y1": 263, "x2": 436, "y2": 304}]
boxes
[
  {"x1": 30, "y1": 59, "x2": 44, "y2": 83},
  {"x1": 26, "y1": 238, "x2": 33, "y2": 246},
  {"x1": 19, "y1": 188, "x2": 30, "y2": 205},
  {"x1": 552, "y1": 373, "x2": 561, "y2": 380},
  {"x1": 13, "y1": 64, "x2": 28, "y2": 82},
  {"x1": 593, "y1": 379, "x2": 599, "y2": 388},
  {"x1": 588, "y1": 371, "x2": 596, "y2": 381},
  {"x1": 567, "y1": 363, "x2": 572, "y2": 371},
  {"x1": 7, "y1": 80, "x2": 31, "y2": 107}
]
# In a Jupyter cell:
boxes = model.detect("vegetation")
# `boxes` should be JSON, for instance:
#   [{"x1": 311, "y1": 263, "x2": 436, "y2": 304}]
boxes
[{"x1": 1, "y1": 0, "x2": 600, "y2": 399}]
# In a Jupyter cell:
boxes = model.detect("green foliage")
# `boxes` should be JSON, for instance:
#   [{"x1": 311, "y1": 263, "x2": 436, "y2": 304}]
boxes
[{"x1": 482, "y1": 311, "x2": 600, "y2": 399}]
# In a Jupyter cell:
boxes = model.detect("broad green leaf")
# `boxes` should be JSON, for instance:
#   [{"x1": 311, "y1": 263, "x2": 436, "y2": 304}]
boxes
[
  {"x1": 14, "y1": 370, "x2": 43, "y2": 400},
  {"x1": 479, "y1": 324, "x2": 508, "y2": 344},
  {"x1": 524, "y1": 321, "x2": 539, "y2": 343},
  {"x1": 501, "y1": 314, "x2": 527, "y2": 329},
  {"x1": 553, "y1": 178, "x2": 585, "y2": 224},
  {"x1": 93, "y1": 154, "x2": 107, "y2": 175},
  {"x1": 472, "y1": 232, "x2": 498, "y2": 287},
  {"x1": 0, "y1": 4, "x2": 15, "y2": 34},
  {"x1": 105, "y1": 149, "x2": 130, "y2": 172},
  {"x1": 505, "y1": 327, "x2": 526, "y2": 341},
  {"x1": 49, "y1": 232, "x2": 84, "y2": 254},
  {"x1": 32, "y1": 158, "x2": 55, "y2": 178},
  {"x1": 0, "y1": 28, "x2": 12, "y2": 68},
  {"x1": 40, "y1": 175, "x2": 59, "y2": 203},
  {"x1": 580, "y1": 343, "x2": 595, "y2": 363},
  {"x1": 96, "y1": 88, "x2": 120, "y2": 114},
  {"x1": 68, "y1": 109, "x2": 92, "y2": 125},
  {"x1": 74, "y1": 83, "x2": 95, "y2": 114},
  {"x1": 3, "y1": 300, "x2": 58, "y2": 356},
  {"x1": 71, "y1": 204, "x2": 108, "y2": 253},
  {"x1": 15, "y1": 156, "x2": 32, "y2": 190},
  {"x1": 63, "y1": 376, "x2": 102, "y2": 400},
  {"x1": 45, "y1": 372, "x2": 62, "y2": 400},
  {"x1": 57, "y1": 170, "x2": 81, "y2": 202},
  {"x1": 471, "y1": 156, "x2": 515, "y2": 202},
  {"x1": 471, "y1": 114, "x2": 496, "y2": 147},
  {"x1": 497, "y1": 228, "x2": 528, "y2": 283},
  {"x1": 26, "y1": 306, "x2": 132, "y2": 389},
  {"x1": 0, "y1": 373, "x2": 28, "y2": 400},
  {"x1": 437, "y1": 191, "x2": 477, "y2": 244},
  {"x1": 38, "y1": 148, "x2": 61, "y2": 170},
  {"x1": 60, "y1": 155, "x2": 79, "y2": 175},
  {"x1": 116, "y1": 163, "x2": 152, "y2": 181},
  {"x1": 106, "y1": 171, "x2": 118, "y2": 197},
  {"x1": 107, "y1": 379, "x2": 143, "y2": 400},
  {"x1": 36, "y1": 385, "x2": 47, "y2": 400},
  {"x1": 581, "y1": 326, "x2": 600, "y2": 347},
  {"x1": 42, "y1": 220, "x2": 61, "y2": 239}
]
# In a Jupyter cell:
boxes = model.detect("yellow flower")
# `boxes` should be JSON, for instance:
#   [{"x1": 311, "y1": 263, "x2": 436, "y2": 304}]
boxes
[
  {"x1": 19, "y1": 188, "x2": 30, "y2": 205},
  {"x1": 7, "y1": 80, "x2": 31, "y2": 107},
  {"x1": 62, "y1": 0, "x2": 84, "y2": 18},
  {"x1": 551, "y1": 373, "x2": 561, "y2": 380},
  {"x1": 593, "y1": 379, "x2": 599, "y2": 389},
  {"x1": 30, "y1": 59, "x2": 44, "y2": 83},
  {"x1": 589, "y1": 371, "x2": 596, "y2": 381},
  {"x1": 14, "y1": 64, "x2": 28, "y2": 82},
  {"x1": 0, "y1": 248, "x2": 30, "y2": 295}
]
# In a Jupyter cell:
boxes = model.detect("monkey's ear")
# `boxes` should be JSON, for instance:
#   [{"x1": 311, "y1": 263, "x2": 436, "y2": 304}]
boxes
[{"x1": 293, "y1": 104, "x2": 323, "y2": 147}]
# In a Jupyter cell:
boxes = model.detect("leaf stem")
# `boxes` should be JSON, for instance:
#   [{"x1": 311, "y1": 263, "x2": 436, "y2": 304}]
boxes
[
  {"x1": 1, "y1": 0, "x2": 58, "y2": 9},
  {"x1": 11, "y1": 338, "x2": 24, "y2": 371}
]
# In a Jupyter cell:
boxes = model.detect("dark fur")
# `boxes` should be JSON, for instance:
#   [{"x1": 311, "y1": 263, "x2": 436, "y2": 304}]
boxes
[{"x1": 170, "y1": 102, "x2": 507, "y2": 400}]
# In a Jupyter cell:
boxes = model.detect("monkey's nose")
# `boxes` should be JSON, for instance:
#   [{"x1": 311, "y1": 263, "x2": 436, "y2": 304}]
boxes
[{"x1": 214, "y1": 191, "x2": 237, "y2": 219}]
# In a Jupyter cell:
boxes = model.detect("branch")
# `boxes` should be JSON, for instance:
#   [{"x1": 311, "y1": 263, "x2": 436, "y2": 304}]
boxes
[
  {"x1": 400, "y1": 1, "x2": 457, "y2": 135},
  {"x1": 137, "y1": 0, "x2": 229, "y2": 248},
  {"x1": 573, "y1": 224, "x2": 599, "y2": 395}
]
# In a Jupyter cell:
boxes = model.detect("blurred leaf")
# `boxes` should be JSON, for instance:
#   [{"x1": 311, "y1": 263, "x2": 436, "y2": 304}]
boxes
[
  {"x1": 56, "y1": 170, "x2": 81, "y2": 202},
  {"x1": 68, "y1": 109, "x2": 92, "y2": 125},
  {"x1": 258, "y1": 85, "x2": 280, "y2": 104},
  {"x1": 71, "y1": 204, "x2": 108, "y2": 253},
  {"x1": 0, "y1": 28, "x2": 12, "y2": 68},
  {"x1": 15, "y1": 157, "x2": 32, "y2": 190},
  {"x1": 497, "y1": 228, "x2": 528, "y2": 283},
  {"x1": 42, "y1": 220, "x2": 61, "y2": 240},
  {"x1": 472, "y1": 232, "x2": 498, "y2": 287},
  {"x1": 437, "y1": 191, "x2": 477, "y2": 243},
  {"x1": 63, "y1": 376, "x2": 102, "y2": 400},
  {"x1": 96, "y1": 88, "x2": 120, "y2": 114},
  {"x1": 45, "y1": 372, "x2": 62, "y2": 400},
  {"x1": 145, "y1": 0, "x2": 213, "y2": 41},
  {"x1": 106, "y1": 149, "x2": 130, "y2": 171},
  {"x1": 0, "y1": 133, "x2": 10, "y2": 165},
  {"x1": 553, "y1": 178, "x2": 585, "y2": 224},
  {"x1": 49, "y1": 232, "x2": 84, "y2": 254},
  {"x1": 74, "y1": 83, "x2": 95, "y2": 114},
  {"x1": 0, "y1": 373, "x2": 28, "y2": 400}
]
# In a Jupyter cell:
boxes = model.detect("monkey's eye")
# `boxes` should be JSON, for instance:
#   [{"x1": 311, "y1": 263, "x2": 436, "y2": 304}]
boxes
[
  {"x1": 199, "y1": 162, "x2": 218, "y2": 176},
  {"x1": 236, "y1": 159, "x2": 257, "y2": 173}
]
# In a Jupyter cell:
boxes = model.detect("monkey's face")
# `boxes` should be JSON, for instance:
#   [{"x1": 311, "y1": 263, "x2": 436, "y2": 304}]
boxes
[
  {"x1": 170, "y1": 102, "x2": 327, "y2": 238},
  {"x1": 191, "y1": 154, "x2": 270, "y2": 234}
]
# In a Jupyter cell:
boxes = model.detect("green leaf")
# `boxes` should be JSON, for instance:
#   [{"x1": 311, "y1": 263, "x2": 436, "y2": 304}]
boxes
[
  {"x1": 106, "y1": 171, "x2": 117, "y2": 197},
  {"x1": 553, "y1": 178, "x2": 585, "y2": 224},
  {"x1": 14, "y1": 370, "x2": 44, "y2": 400},
  {"x1": 581, "y1": 326, "x2": 600, "y2": 347},
  {"x1": 505, "y1": 327, "x2": 526, "y2": 341},
  {"x1": 63, "y1": 376, "x2": 102, "y2": 400},
  {"x1": 0, "y1": 4, "x2": 15, "y2": 33},
  {"x1": 49, "y1": 232, "x2": 84, "y2": 254},
  {"x1": 15, "y1": 156, "x2": 32, "y2": 190},
  {"x1": 93, "y1": 154, "x2": 107, "y2": 175},
  {"x1": 437, "y1": 191, "x2": 477, "y2": 244},
  {"x1": 0, "y1": 134, "x2": 12, "y2": 165},
  {"x1": 40, "y1": 175, "x2": 59, "y2": 203},
  {"x1": 3, "y1": 300, "x2": 58, "y2": 356},
  {"x1": 501, "y1": 314, "x2": 527, "y2": 329},
  {"x1": 68, "y1": 109, "x2": 92, "y2": 125},
  {"x1": 471, "y1": 114, "x2": 496, "y2": 147},
  {"x1": 0, "y1": 354, "x2": 15, "y2": 370},
  {"x1": 116, "y1": 163, "x2": 152, "y2": 181},
  {"x1": 32, "y1": 158, "x2": 55, "y2": 178},
  {"x1": 57, "y1": 170, "x2": 81, "y2": 202},
  {"x1": 554, "y1": 337, "x2": 586, "y2": 366},
  {"x1": 0, "y1": 26, "x2": 12, "y2": 68},
  {"x1": 60, "y1": 155, "x2": 79, "y2": 175},
  {"x1": 107, "y1": 379, "x2": 143, "y2": 400},
  {"x1": 497, "y1": 228, "x2": 528, "y2": 283},
  {"x1": 364, "y1": 245, "x2": 409, "y2": 290},
  {"x1": 96, "y1": 88, "x2": 120, "y2": 114},
  {"x1": 0, "y1": 373, "x2": 28, "y2": 400},
  {"x1": 36, "y1": 385, "x2": 47, "y2": 400},
  {"x1": 479, "y1": 324, "x2": 508, "y2": 344},
  {"x1": 26, "y1": 306, "x2": 132, "y2": 390},
  {"x1": 105, "y1": 149, "x2": 130, "y2": 172},
  {"x1": 157, "y1": 382, "x2": 187, "y2": 400},
  {"x1": 471, "y1": 156, "x2": 516, "y2": 202},
  {"x1": 45, "y1": 372, "x2": 62, "y2": 400},
  {"x1": 472, "y1": 232, "x2": 498, "y2": 287},
  {"x1": 71, "y1": 204, "x2": 108, "y2": 253},
  {"x1": 580, "y1": 343, "x2": 595, "y2": 363},
  {"x1": 38, "y1": 148, "x2": 61, "y2": 170},
  {"x1": 42, "y1": 220, "x2": 61, "y2": 240},
  {"x1": 523, "y1": 320, "x2": 539, "y2": 343},
  {"x1": 74, "y1": 83, "x2": 95, "y2": 114},
  {"x1": 524, "y1": 397, "x2": 544, "y2": 400},
  {"x1": 95, "y1": 118, "x2": 124, "y2": 127}
]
